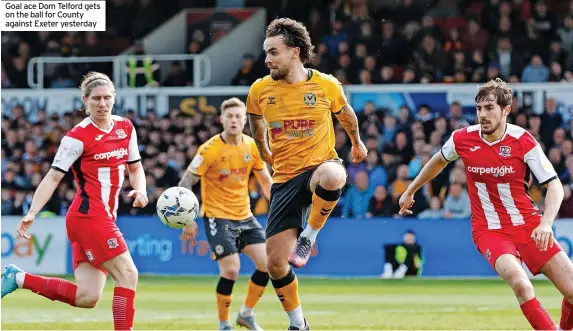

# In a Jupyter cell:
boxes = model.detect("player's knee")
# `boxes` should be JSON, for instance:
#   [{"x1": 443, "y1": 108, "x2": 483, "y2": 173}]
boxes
[
  {"x1": 512, "y1": 277, "x2": 535, "y2": 301},
  {"x1": 114, "y1": 264, "x2": 139, "y2": 289},
  {"x1": 318, "y1": 164, "x2": 346, "y2": 190},
  {"x1": 220, "y1": 265, "x2": 240, "y2": 280},
  {"x1": 76, "y1": 288, "x2": 101, "y2": 308},
  {"x1": 266, "y1": 257, "x2": 288, "y2": 279}
]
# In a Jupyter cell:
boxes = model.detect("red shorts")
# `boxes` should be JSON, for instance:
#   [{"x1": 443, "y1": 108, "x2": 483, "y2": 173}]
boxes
[
  {"x1": 474, "y1": 225, "x2": 562, "y2": 275},
  {"x1": 66, "y1": 212, "x2": 128, "y2": 273}
]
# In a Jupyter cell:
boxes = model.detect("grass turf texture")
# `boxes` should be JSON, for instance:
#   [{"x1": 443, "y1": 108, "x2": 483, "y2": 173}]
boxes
[{"x1": 1, "y1": 276, "x2": 563, "y2": 330}]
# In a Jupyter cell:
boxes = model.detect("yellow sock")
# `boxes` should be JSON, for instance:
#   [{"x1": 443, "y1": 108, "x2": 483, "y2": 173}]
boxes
[
  {"x1": 307, "y1": 185, "x2": 341, "y2": 230},
  {"x1": 244, "y1": 270, "x2": 269, "y2": 309},
  {"x1": 216, "y1": 293, "x2": 232, "y2": 321},
  {"x1": 216, "y1": 277, "x2": 234, "y2": 321},
  {"x1": 272, "y1": 269, "x2": 301, "y2": 312}
]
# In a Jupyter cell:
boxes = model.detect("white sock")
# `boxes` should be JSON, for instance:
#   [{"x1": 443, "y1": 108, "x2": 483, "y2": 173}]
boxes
[
  {"x1": 16, "y1": 272, "x2": 25, "y2": 288},
  {"x1": 219, "y1": 320, "x2": 231, "y2": 329},
  {"x1": 286, "y1": 305, "x2": 305, "y2": 328},
  {"x1": 240, "y1": 304, "x2": 253, "y2": 317},
  {"x1": 300, "y1": 225, "x2": 319, "y2": 244}
]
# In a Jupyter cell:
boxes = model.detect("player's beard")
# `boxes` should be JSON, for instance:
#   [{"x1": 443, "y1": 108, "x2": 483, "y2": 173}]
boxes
[
  {"x1": 480, "y1": 116, "x2": 502, "y2": 135},
  {"x1": 270, "y1": 65, "x2": 289, "y2": 81}
]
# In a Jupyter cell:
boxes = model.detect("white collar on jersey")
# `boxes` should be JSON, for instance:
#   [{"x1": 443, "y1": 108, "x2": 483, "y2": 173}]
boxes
[
  {"x1": 479, "y1": 123, "x2": 508, "y2": 146},
  {"x1": 89, "y1": 117, "x2": 115, "y2": 133}
]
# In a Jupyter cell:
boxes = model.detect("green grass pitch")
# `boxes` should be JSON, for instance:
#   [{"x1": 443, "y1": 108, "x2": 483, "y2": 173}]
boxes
[{"x1": 1, "y1": 276, "x2": 564, "y2": 330}]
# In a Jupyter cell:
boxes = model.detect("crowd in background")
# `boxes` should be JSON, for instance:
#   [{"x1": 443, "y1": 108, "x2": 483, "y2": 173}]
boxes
[
  {"x1": 2, "y1": 96, "x2": 573, "y2": 219},
  {"x1": 2, "y1": 0, "x2": 573, "y2": 219}
]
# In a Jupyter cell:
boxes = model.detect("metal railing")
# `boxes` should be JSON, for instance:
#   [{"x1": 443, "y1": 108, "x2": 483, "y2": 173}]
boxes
[{"x1": 27, "y1": 54, "x2": 211, "y2": 89}]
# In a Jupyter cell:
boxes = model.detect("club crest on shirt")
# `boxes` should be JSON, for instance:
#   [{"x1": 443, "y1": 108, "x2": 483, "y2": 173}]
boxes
[
  {"x1": 304, "y1": 93, "x2": 316, "y2": 106},
  {"x1": 499, "y1": 146, "x2": 512, "y2": 158},
  {"x1": 115, "y1": 129, "x2": 127, "y2": 139},
  {"x1": 107, "y1": 238, "x2": 119, "y2": 249},
  {"x1": 244, "y1": 153, "x2": 251, "y2": 162}
]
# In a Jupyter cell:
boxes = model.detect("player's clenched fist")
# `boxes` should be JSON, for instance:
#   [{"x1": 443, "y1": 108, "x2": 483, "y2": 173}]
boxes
[
  {"x1": 128, "y1": 190, "x2": 148, "y2": 208},
  {"x1": 351, "y1": 141, "x2": 368, "y2": 163},
  {"x1": 16, "y1": 213, "x2": 34, "y2": 240}
]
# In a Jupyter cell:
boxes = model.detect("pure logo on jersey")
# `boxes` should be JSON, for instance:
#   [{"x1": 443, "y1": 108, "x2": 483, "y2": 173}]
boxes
[
  {"x1": 115, "y1": 129, "x2": 127, "y2": 139},
  {"x1": 467, "y1": 165, "x2": 515, "y2": 177},
  {"x1": 304, "y1": 93, "x2": 316, "y2": 106},
  {"x1": 269, "y1": 119, "x2": 316, "y2": 140},
  {"x1": 499, "y1": 146, "x2": 512, "y2": 157},
  {"x1": 218, "y1": 168, "x2": 247, "y2": 181},
  {"x1": 94, "y1": 147, "x2": 128, "y2": 160}
]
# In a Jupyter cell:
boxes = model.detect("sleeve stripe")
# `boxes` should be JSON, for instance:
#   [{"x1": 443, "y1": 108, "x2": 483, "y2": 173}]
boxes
[
  {"x1": 332, "y1": 107, "x2": 343, "y2": 114},
  {"x1": 51, "y1": 166, "x2": 67, "y2": 174},
  {"x1": 539, "y1": 175, "x2": 558, "y2": 186},
  {"x1": 127, "y1": 159, "x2": 141, "y2": 164},
  {"x1": 440, "y1": 149, "x2": 453, "y2": 163}
]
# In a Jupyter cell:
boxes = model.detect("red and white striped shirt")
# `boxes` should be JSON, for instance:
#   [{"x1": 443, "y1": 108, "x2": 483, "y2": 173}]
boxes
[
  {"x1": 51, "y1": 115, "x2": 141, "y2": 220},
  {"x1": 441, "y1": 124, "x2": 558, "y2": 237}
]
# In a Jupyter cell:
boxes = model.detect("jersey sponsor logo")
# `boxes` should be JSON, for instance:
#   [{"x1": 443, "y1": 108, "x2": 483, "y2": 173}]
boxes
[
  {"x1": 93, "y1": 147, "x2": 128, "y2": 160},
  {"x1": 218, "y1": 168, "x2": 247, "y2": 181},
  {"x1": 269, "y1": 119, "x2": 316, "y2": 140},
  {"x1": 467, "y1": 165, "x2": 515, "y2": 177}
]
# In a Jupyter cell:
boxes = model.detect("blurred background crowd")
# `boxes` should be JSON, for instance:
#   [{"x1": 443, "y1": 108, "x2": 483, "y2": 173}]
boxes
[{"x1": 2, "y1": 0, "x2": 573, "y2": 219}]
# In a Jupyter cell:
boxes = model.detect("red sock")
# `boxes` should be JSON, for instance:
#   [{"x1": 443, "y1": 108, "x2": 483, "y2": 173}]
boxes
[
  {"x1": 23, "y1": 273, "x2": 77, "y2": 306},
  {"x1": 561, "y1": 298, "x2": 573, "y2": 330},
  {"x1": 520, "y1": 298, "x2": 557, "y2": 330},
  {"x1": 113, "y1": 287, "x2": 136, "y2": 331}
]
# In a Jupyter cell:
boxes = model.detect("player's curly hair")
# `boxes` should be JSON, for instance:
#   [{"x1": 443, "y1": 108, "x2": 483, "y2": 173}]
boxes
[
  {"x1": 80, "y1": 71, "x2": 115, "y2": 115},
  {"x1": 266, "y1": 18, "x2": 315, "y2": 64},
  {"x1": 475, "y1": 78, "x2": 513, "y2": 109}
]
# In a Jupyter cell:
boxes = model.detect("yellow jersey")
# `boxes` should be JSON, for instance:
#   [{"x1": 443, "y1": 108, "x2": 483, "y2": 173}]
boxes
[
  {"x1": 187, "y1": 134, "x2": 265, "y2": 220},
  {"x1": 246, "y1": 69, "x2": 348, "y2": 183}
]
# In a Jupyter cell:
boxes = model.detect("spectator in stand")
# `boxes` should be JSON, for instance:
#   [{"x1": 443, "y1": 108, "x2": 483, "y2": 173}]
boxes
[
  {"x1": 443, "y1": 182, "x2": 471, "y2": 219},
  {"x1": 418, "y1": 196, "x2": 444, "y2": 220},
  {"x1": 559, "y1": 183, "x2": 573, "y2": 218},
  {"x1": 366, "y1": 185, "x2": 394, "y2": 218},
  {"x1": 342, "y1": 171, "x2": 374, "y2": 219}
]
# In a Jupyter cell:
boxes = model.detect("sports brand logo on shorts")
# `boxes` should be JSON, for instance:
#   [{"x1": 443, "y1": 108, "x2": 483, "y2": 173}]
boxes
[
  {"x1": 107, "y1": 238, "x2": 119, "y2": 249},
  {"x1": 115, "y1": 129, "x2": 127, "y2": 139},
  {"x1": 86, "y1": 250, "x2": 94, "y2": 261},
  {"x1": 499, "y1": 146, "x2": 512, "y2": 158},
  {"x1": 215, "y1": 244, "x2": 224, "y2": 255},
  {"x1": 304, "y1": 93, "x2": 316, "y2": 106},
  {"x1": 485, "y1": 249, "x2": 491, "y2": 260}
]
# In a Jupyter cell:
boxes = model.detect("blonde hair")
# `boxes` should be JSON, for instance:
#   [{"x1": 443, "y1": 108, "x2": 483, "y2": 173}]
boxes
[
  {"x1": 220, "y1": 97, "x2": 246, "y2": 113},
  {"x1": 79, "y1": 71, "x2": 115, "y2": 115}
]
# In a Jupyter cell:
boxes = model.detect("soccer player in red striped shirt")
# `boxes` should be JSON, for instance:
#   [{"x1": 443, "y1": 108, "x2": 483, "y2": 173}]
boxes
[
  {"x1": 400, "y1": 78, "x2": 573, "y2": 330},
  {"x1": 1, "y1": 72, "x2": 147, "y2": 331}
]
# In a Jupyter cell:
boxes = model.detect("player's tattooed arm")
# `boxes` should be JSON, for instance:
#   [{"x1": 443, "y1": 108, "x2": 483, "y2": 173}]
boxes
[
  {"x1": 335, "y1": 105, "x2": 361, "y2": 145},
  {"x1": 248, "y1": 114, "x2": 273, "y2": 163},
  {"x1": 179, "y1": 172, "x2": 200, "y2": 190}
]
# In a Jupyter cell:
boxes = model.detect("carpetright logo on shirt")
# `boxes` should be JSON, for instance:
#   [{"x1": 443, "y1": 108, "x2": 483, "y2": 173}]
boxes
[
  {"x1": 94, "y1": 148, "x2": 128, "y2": 160},
  {"x1": 467, "y1": 165, "x2": 515, "y2": 177}
]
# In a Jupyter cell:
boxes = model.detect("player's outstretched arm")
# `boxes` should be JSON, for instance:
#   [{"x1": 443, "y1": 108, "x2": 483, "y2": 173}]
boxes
[
  {"x1": 248, "y1": 114, "x2": 273, "y2": 163},
  {"x1": 127, "y1": 161, "x2": 148, "y2": 208},
  {"x1": 399, "y1": 152, "x2": 450, "y2": 215},
  {"x1": 254, "y1": 167, "x2": 272, "y2": 199},
  {"x1": 17, "y1": 169, "x2": 65, "y2": 239},
  {"x1": 334, "y1": 105, "x2": 367, "y2": 163},
  {"x1": 179, "y1": 171, "x2": 201, "y2": 190},
  {"x1": 541, "y1": 179, "x2": 564, "y2": 225}
]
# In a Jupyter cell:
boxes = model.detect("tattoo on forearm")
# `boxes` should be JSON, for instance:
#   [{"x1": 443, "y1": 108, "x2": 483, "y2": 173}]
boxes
[
  {"x1": 335, "y1": 106, "x2": 360, "y2": 145},
  {"x1": 248, "y1": 114, "x2": 270, "y2": 159},
  {"x1": 179, "y1": 173, "x2": 199, "y2": 190}
]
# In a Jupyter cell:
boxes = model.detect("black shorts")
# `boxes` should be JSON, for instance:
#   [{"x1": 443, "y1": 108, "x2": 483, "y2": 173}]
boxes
[
  {"x1": 266, "y1": 159, "x2": 344, "y2": 238},
  {"x1": 203, "y1": 217, "x2": 266, "y2": 260}
]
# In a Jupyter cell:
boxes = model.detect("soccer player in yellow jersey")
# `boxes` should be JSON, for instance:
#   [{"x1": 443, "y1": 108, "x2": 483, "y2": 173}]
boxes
[
  {"x1": 246, "y1": 18, "x2": 367, "y2": 330},
  {"x1": 178, "y1": 97, "x2": 273, "y2": 331}
]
